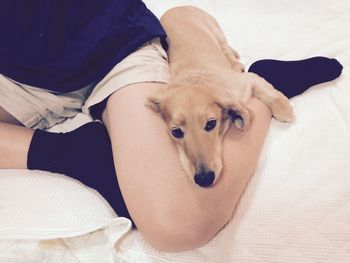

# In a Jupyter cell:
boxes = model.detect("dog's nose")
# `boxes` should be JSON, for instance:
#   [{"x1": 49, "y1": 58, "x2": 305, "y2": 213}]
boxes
[{"x1": 194, "y1": 171, "x2": 215, "y2": 187}]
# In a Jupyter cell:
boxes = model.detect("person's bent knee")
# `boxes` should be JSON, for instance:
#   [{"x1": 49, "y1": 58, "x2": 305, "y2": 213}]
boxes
[
  {"x1": 139, "y1": 221, "x2": 214, "y2": 252},
  {"x1": 136, "y1": 209, "x2": 229, "y2": 252}
]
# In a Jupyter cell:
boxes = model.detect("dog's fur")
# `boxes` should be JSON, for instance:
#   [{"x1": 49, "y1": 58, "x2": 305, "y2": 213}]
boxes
[{"x1": 147, "y1": 6, "x2": 295, "y2": 186}]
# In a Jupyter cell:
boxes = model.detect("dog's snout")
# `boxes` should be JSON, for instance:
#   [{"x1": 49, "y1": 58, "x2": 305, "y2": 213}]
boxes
[{"x1": 194, "y1": 171, "x2": 215, "y2": 187}]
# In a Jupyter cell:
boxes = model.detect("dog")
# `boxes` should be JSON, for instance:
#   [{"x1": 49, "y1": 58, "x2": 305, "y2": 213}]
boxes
[{"x1": 147, "y1": 6, "x2": 295, "y2": 187}]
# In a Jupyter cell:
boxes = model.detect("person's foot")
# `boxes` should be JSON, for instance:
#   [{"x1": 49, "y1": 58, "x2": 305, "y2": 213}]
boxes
[
  {"x1": 248, "y1": 56, "x2": 343, "y2": 98},
  {"x1": 27, "y1": 121, "x2": 132, "y2": 223}
]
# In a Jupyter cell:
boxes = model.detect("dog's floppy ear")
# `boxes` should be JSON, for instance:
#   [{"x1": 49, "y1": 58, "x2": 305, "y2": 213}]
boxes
[
  {"x1": 147, "y1": 96, "x2": 162, "y2": 113},
  {"x1": 215, "y1": 96, "x2": 253, "y2": 131},
  {"x1": 146, "y1": 89, "x2": 166, "y2": 113}
]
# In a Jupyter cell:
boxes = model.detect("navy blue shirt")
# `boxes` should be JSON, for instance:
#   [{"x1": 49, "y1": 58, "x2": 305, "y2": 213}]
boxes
[{"x1": 0, "y1": 0, "x2": 167, "y2": 92}]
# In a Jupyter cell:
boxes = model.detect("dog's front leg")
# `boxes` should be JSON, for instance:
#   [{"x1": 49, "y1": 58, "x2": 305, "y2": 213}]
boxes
[
  {"x1": 222, "y1": 45, "x2": 245, "y2": 73},
  {"x1": 212, "y1": 24, "x2": 245, "y2": 72}
]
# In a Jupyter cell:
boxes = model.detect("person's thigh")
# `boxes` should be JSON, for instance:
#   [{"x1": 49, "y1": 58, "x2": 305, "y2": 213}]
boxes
[
  {"x1": 0, "y1": 106, "x2": 34, "y2": 168},
  {"x1": 102, "y1": 82, "x2": 272, "y2": 251},
  {"x1": 0, "y1": 106, "x2": 21, "y2": 125}
]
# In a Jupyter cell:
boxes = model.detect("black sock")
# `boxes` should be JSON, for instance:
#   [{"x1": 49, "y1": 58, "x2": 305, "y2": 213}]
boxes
[
  {"x1": 248, "y1": 56, "x2": 343, "y2": 98},
  {"x1": 27, "y1": 122, "x2": 133, "y2": 225}
]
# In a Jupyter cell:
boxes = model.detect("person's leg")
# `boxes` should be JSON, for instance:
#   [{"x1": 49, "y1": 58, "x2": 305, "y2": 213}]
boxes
[
  {"x1": 0, "y1": 106, "x2": 33, "y2": 168},
  {"x1": 0, "y1": 85, "x2": 132, "y2": 219},
  {"x1": 248, "y1": 57, "x2": 343, "y2": 98},
  {"x1": 0, "y1": 106, "x2": 22, "y2": 125},
  {"x1": 27, "y1": 121, "x2": 131, "y2": 220},
  {"x1": 101, "y1": 81, "x2": 272, "y2": 252}
]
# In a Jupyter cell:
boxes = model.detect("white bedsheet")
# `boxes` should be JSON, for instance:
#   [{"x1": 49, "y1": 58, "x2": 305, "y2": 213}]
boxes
[{"x1": 1, "y1": 0, "x2": 349, "y2": 262}]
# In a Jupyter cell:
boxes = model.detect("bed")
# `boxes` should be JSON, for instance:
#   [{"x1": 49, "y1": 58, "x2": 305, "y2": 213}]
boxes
[{"x1": 1, "y1": 0, "x2": 349, "y2": 262}]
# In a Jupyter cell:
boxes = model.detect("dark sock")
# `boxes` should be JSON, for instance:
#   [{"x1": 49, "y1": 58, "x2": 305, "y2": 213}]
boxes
[
  {"x1": 248, "y1": 56, "x2": 343, "y2": 98},
  {"x1": 27, "y1": 122, "x2": 133, "y2": 226}
]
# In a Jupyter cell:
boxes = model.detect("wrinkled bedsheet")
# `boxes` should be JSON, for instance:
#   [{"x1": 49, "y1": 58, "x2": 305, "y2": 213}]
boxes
[{"x1": 1, "y1": 0, "x2": 349, "y2": 262}]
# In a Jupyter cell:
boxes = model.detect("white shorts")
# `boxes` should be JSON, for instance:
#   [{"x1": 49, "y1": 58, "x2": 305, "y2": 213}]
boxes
[{"x1": 0, "y1": 38, "x2": 170, "y2": 129}]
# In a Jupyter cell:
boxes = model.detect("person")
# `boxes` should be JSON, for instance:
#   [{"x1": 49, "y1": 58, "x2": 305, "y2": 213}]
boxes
[{"x1": 0, "y1": 1, "x2": 342, "y2": 252}]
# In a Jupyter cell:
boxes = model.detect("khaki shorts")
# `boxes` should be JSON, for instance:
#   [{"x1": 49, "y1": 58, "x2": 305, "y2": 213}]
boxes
[{"x1": 0, "y1": 38, "x2": 170, "y2": 129}]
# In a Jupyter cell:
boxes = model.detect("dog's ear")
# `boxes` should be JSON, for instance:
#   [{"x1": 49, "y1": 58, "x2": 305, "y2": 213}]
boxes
[
  {"x1": 147, "y1": 96, "x2": 162, "y2": 113},
  {"x1": 215, "y1": 96, "x2": 253, "y2": 131},
  {"x1": 146, "y1": 89, "x2": 166, "y2": 113}
]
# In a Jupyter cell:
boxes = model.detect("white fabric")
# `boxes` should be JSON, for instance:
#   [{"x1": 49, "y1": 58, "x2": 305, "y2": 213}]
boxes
[
  {"x1": 1, "y1": 0, "x2": 349, "y2": 262},
  {"x1": 0, "y1": 116, "x2": 133, "y2": 263}
]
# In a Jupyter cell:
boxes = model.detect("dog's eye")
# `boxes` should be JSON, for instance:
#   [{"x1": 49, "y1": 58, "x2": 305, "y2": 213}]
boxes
[
  {"x1": 205, "y1": 119, "x2": 217, "y2": 132},
  {"x1": 171, "y1": 127, "x2": 184, "y2": 138}
]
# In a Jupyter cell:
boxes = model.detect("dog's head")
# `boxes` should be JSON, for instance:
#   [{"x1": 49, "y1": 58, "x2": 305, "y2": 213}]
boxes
[{"x1": 147, "y1": 84, "x2": 251, "y2": 187}]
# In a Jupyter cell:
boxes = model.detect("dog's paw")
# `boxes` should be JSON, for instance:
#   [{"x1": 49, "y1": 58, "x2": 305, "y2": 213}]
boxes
[
  {"x1": 270, "y1": 95, "x2": 295, "y2": 122},
  {"x1": 230, "y1": 47, "x2": 240, "y2": 59},
  {"x1": 233, "y1": 62, "x2": 245, "y2": 73},
  {"x1": 223, "y1": 46, "x2": 245, "y2": 72}
]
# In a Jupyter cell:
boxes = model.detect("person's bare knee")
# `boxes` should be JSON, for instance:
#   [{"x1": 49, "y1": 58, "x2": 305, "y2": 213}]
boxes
[{"x1": 139, "y1": 212, "x2": 220, "y2": 252}]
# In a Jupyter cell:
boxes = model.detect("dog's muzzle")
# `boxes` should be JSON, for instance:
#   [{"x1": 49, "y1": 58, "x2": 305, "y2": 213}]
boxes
[{"x1": 194, "y1": 170, "x2": 215, "y2": 187}]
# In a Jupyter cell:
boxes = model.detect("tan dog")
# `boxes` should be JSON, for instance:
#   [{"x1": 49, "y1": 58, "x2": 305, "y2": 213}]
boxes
[{"x1": 148, "y1": 6, "x2": 295, "y2": 187}]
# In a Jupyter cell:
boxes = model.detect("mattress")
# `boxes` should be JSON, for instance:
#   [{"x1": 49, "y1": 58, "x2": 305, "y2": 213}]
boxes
[{"x1": 0, "y1": 0, "x2": 349, "y2": 262}]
